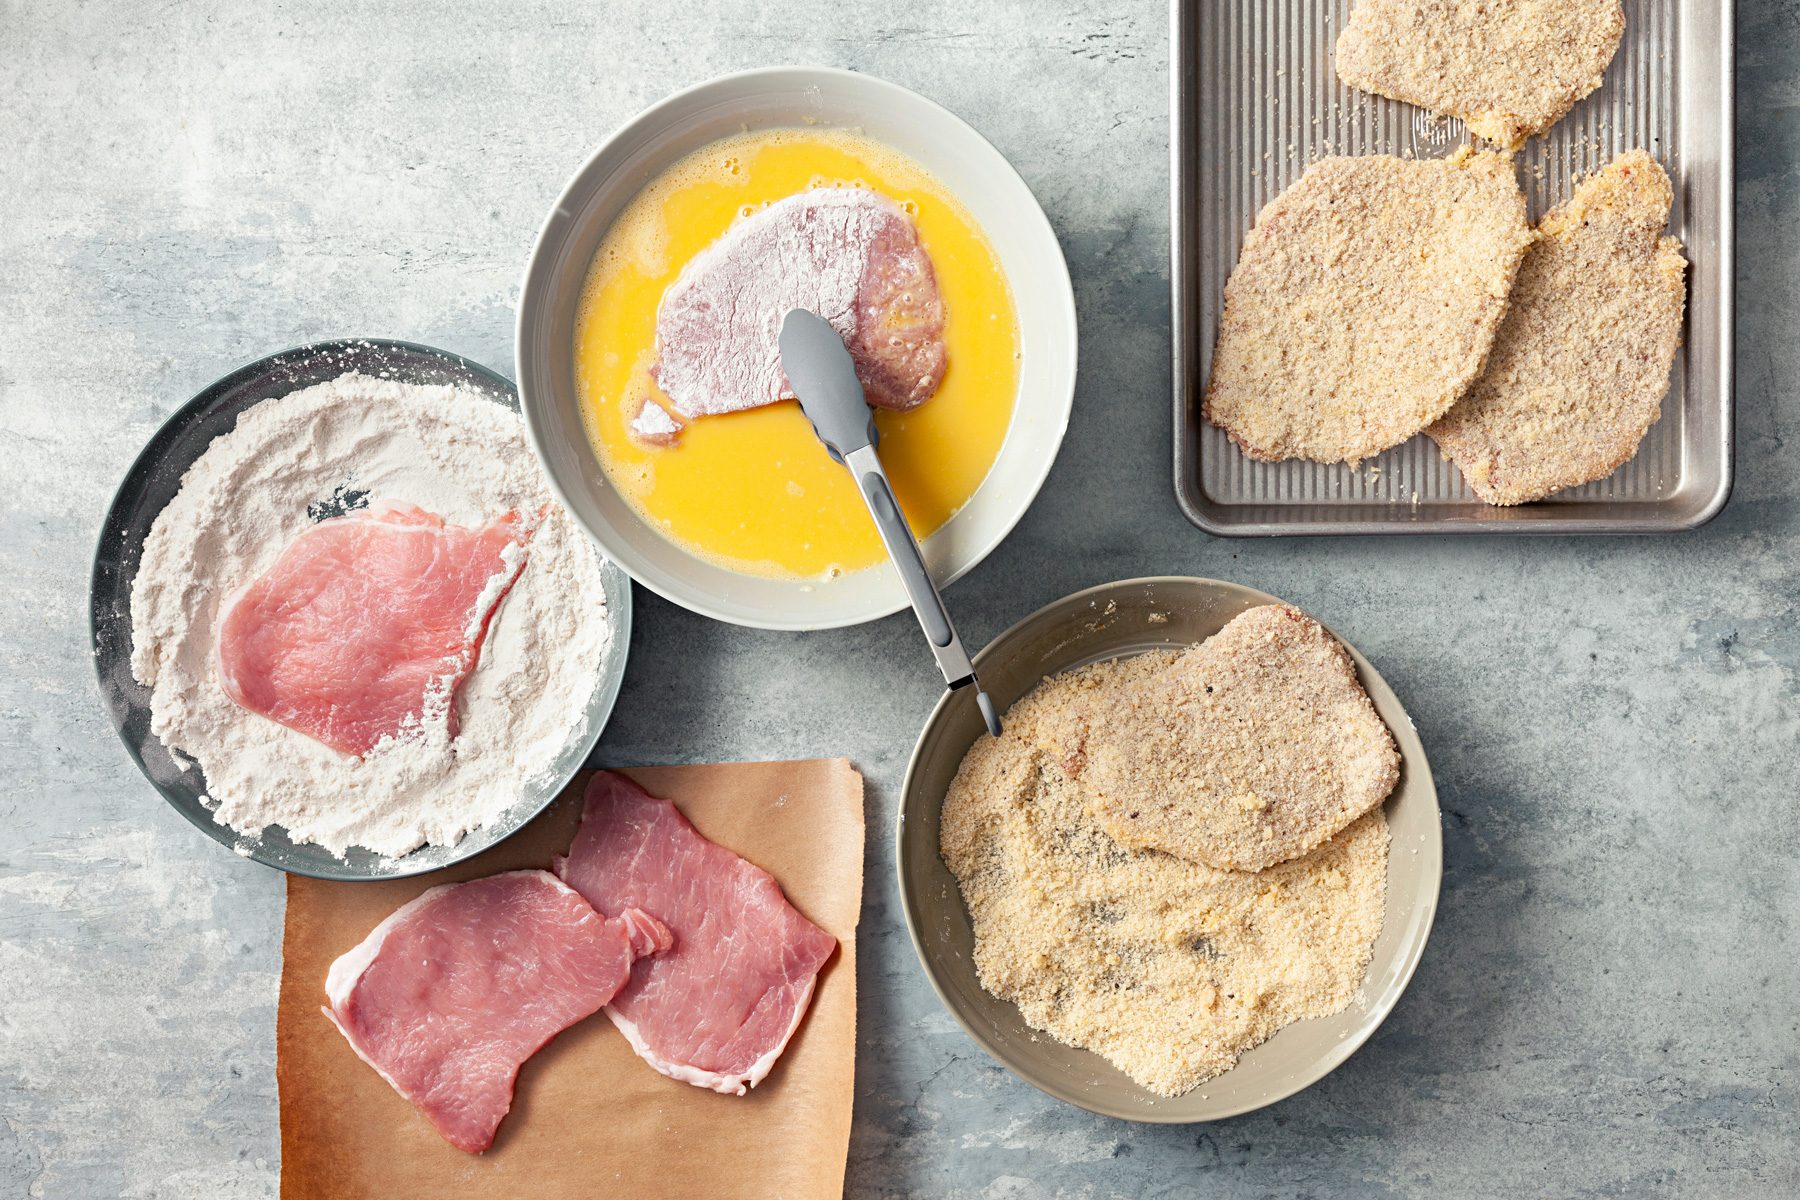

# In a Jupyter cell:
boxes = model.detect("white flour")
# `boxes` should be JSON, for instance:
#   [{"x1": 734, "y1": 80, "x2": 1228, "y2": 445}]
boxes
[{"x1": 129, "y1": 372, "x2": 611, "y2": 859}]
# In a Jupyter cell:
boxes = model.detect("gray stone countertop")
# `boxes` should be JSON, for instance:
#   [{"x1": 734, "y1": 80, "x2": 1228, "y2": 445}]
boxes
[{"x1": 2, "y1": 2, "x2": 1795, "y2": 1197}]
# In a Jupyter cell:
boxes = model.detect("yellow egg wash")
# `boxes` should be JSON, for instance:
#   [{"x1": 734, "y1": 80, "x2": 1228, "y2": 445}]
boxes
[{"x1": 572, "y1": 129, "x2": 1019, "y2": 579}]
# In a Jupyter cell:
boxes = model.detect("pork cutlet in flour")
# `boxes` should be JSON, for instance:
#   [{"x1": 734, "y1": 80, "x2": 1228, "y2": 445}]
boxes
[
  {"x1": 1203, "y1": 149, "x2": 1532, "y2": 466},
  {"x1": 1428, "y1": 150, "x2": 1688, "y2": 506},
  {"x1": 1335, "y1": 0, "x2": 1626, "y2": 150},
  {"x1": 216, "y1": 502, "x2": 535, "y2": 758}
]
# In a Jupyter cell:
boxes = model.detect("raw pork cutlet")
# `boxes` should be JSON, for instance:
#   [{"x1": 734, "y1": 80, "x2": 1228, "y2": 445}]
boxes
[
  {"x1": 555, "y1": 770, "x2": 838, "y2": 1096},
  {"x1": 1336, "y1": 0, "x2": 1625, "y2": 150},
  {"x1": 323, "y1": 869, "x2": 671, "y2": 1154},
  {"x1": 1203, "y1": 150, "x2": 1532, "y2": 465},
  {"x1": 650, "y1": 187, "x2": 947, "y2": 430},
  {"x1": 216, "y1": 501, "x2": 534, "y2": 756},
  {"x1": 1049, "y1": 605, "x2": 1400, "y2": 873},
  {"x1": 1428, "y1": 150, "x2": 1688, "y2": 505}
]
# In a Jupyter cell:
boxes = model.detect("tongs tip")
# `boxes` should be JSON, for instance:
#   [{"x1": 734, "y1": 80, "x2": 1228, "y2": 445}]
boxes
[{"x1": 976, "y1": 689, "x2": 1003, "y2": 739}]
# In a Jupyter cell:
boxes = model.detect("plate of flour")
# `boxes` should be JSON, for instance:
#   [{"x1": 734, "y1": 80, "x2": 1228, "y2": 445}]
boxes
[{"x1": 91, "y1": 340, "x2": 631, "y2": 880}]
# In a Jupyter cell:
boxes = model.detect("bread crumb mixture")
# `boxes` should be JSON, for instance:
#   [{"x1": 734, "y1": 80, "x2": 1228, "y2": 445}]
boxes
[
  {"x1": 941, "y1": 653, "x2": 1389, "y2": 1097},
  {"x1": 129, "y1": 371, "x2": 612, "y2": 859}
]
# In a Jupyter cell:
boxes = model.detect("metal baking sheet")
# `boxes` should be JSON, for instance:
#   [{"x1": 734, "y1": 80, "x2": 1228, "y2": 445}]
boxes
[{"x1": 1171, "y1": 0, "x2": 1734, "y2": 535}]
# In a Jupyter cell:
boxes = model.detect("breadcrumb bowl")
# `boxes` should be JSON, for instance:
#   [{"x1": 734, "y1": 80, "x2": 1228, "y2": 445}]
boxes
[{"x1": 897, "y1": 577, "x2": 1441, "y2": 1121}]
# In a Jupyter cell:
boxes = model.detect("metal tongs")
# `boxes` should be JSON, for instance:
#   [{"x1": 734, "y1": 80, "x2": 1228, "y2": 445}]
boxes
[{"x1": 778, "y1": 309, "x2": 1002, "y2": 737}]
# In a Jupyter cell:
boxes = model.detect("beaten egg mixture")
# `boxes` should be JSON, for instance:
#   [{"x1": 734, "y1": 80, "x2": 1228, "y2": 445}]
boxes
[{"x1": 573, "y1": 128, "x2": 1019, "y2": 579}]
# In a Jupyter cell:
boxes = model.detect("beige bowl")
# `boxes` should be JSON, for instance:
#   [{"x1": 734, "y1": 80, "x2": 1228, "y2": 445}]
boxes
[{"x1": 897, "y1": 577, "x2": 1442, "y2": 1122}]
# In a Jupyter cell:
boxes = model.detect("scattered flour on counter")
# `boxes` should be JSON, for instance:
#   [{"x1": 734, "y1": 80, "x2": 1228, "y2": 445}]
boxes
[{"x1": 129, "y1": 371, "x2": 612, "y2": 859}]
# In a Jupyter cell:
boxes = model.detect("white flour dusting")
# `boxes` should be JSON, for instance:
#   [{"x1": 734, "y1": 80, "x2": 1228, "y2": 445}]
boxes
[{"x1": 129, "y1": 372, "x2": 612, "y2": 859}]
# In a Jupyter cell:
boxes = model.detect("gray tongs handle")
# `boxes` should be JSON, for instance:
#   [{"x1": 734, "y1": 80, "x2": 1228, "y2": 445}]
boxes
[
  {"x1": 778, "y1": 308, "x2": 1002, "y2": 737},
  {"x1": 842, "y1": 444, "x2": 982, "y2": 691}
]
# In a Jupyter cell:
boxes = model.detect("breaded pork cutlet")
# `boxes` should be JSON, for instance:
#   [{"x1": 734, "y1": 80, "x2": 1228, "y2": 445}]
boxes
[
  {"x1": 1203, "y1": 149, "x2": 1532, "y2": 466},
  {"x1": 1428, "y1": 151, "x2": 1688, "y2": 506},
  {"x1": 1335, "y1": 0, "x2": 1626, "y2": 150},
  {"x1": 1052, "y1": 605, "x2": 1400, "y2": 873}
]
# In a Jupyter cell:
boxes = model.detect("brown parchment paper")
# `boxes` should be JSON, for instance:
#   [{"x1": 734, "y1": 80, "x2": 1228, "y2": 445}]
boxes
[{"x1": 278, "y1": 759, "x2": 864, "y2": 1200}]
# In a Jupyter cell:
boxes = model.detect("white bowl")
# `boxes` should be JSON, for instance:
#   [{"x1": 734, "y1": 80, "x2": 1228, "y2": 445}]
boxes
[{"x1": 515, "y1": 67, "x2": 1077, "y2": 630}]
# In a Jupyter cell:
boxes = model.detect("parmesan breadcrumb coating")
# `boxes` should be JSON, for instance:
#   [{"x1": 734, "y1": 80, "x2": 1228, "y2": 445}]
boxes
[
  {"x1": 1335, "y1": 0, "x2": 1626, "y2": 149},
  {"x1": 1203, "y1": 150, "x2": 1532, "y2": 466},
  {"x1": 1055, "y1": 606, "x2": 1399, "y2": 872},
  {"x1": 1428, "y1": 150, "x2": 1688, "y2": 505}
]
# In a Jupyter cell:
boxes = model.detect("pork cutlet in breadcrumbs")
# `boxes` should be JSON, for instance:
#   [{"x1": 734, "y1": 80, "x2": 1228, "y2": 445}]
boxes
[
  {"x1": 1203, "y1": 149, "x2": 1531, "y2": 467},
  {"x1": 940, "y1": 648, "x2": 1390, "y2": 1097},
  {"x1": 1428, "y1": 150, "x2": 1688, "y2": 506},
  {"x1": 1049, "y1": 605, "x2": 1400, "y2": 874},
  {"x1": 1335, "y1": 0, "x2": 1626, "y2": 150}
]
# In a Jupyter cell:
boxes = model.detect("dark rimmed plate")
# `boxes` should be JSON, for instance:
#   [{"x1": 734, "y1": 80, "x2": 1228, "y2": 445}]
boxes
[{"x1": 90, "y1": 339, "x2": 632, "y2": 881}]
